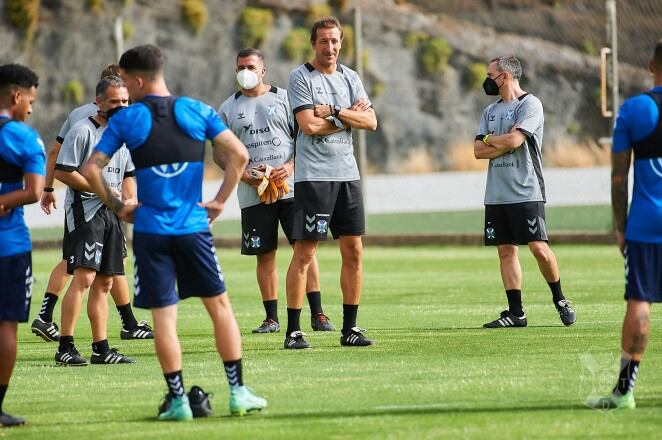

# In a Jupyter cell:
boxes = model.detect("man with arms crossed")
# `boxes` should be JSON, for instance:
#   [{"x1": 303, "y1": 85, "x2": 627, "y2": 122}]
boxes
[
  {"x1": 0, "y1": 64, "x2": 45, "y2": 427},
  {"x1": 82, "y1": 44, "x2": 266, "y2": 420},
  {"x1": 284, "y1": 17, "x2": 377, "y2": 349},
  {"x1": 218, "y1": 47, "x2": 333, "y2": 334},
  {"x1": 587, "y1": 40, "x2": 662, "y2": 410},
  {"x1": 53, "y1": 76, "x2": 136, "y2": 366},
  {"x1": 474, "y1": 55, "x2": 576, "y2": 328},
  {"x1": 32, "y1": 64, "x2": 151, "y2": 343}
]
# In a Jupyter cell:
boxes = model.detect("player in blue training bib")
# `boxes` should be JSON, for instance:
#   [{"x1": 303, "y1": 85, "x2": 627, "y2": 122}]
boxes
[
  {"x1": 587, "y1": 40, "x2": 662, "y2": 411},
  {"x1": 81, "y1": 44, "x2": 266, "y2": 421},
  {"x1": 0, "y1": 64, "x2": 45, "y2": 427}
]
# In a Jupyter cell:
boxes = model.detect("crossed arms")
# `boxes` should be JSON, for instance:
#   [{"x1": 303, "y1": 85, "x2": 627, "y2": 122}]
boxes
[
  {"x1": 296, "y1": 99, "x2": 377, "y2": 137},
  {"x1": 474, "y1": 124, "x2": 527, "y2": 159}
]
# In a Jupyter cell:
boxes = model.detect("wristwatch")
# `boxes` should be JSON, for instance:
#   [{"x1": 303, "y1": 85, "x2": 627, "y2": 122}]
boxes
[{"x1": 333, "y1": 105, "x2": 341, "y2": 117}]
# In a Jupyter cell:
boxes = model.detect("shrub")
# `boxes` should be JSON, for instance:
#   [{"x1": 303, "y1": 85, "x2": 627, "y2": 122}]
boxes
[
  {"x1": 339, "y1": 24, "x2": 354, "y2": 63},
  {"x1": 282, "y1": 28, "x2": 312, "y2": 63},
  {"x1": 403, "y1": 31, "x2": 427, "y2": 48},
  {"x1": 419, "y1": 37, "x2": 453, "y2": 75},
  {"x1": 466, "y1": 62, "x2": 486, "y2": 91},
  {"x1": 329, "y1": 0, "x2": 349, "y2": 12},
  {"x1": 238, "y1": 7, "x2": 273, "y2": 48},
  {"x1": 306, "y1": 4, "x2": 333, "y2": 27},
  {"x1": 180, "y1": 0, "x2": 208, "y2": 35},
  {"x1": 122, "y1": 20, "x2": 134, "y2": 40},
  {"x1": 6, "y1": 0, "x2": 40, "y2": 43},
  {"x1": 582, "y1": 38, "x2": 597, "y2": 56},
  {"x1": 87, "y1": 0, "x2": 103, "y2": 13},
  {"x1": 372, "y1": 81, "x2": 384, "y2": 98},
  {"x1": 62, "y1": 80, "x2": 85, "y2": 105}
]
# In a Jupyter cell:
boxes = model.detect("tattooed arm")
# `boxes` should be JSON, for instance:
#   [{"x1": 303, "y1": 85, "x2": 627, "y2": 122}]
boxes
[
  {"x1": 611, "y1": 149, "x2": 632, "y2": 256},
  {"x1": 81, "y1": 151, "x2": 135, "y2": 222}
]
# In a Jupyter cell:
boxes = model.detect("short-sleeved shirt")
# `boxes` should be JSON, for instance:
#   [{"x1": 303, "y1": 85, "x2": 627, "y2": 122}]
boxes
[
  {"x1": 476, "y1": 93, "x2": 545, "y2": 205},
  {"x1": 95, "y1": 95, "x2": 227, "y2": 235},
  {"x1": 0, "y1": 117, "x2": 46, "y2": 257},
  {"x1": 56, "y1": 102, "x2": 98, "y2": 143},
  {"x1": 288, "y1": 63, "x2": 370, "y2": 182},
  {"x1": 56, "y1": 116, "x2": 134, "y2": 232},
  {"x1": 218, "y1": 86, "x2": 295, "y2": 209},
  {"x1": 612, "y1": 86, "x2": 662, "y2": 243}
]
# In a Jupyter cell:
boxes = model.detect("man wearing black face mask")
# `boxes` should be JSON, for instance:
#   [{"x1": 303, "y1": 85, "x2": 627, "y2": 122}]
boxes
[
  {"x1": 474, "y1": 56, "x2": 576, "y2": 329},
  {"x1": 32, "y1": 64, "x2": 151, "y2": 345},
  {"x1": 51, "y1": 76, "x2": 138, "y2": 365}
]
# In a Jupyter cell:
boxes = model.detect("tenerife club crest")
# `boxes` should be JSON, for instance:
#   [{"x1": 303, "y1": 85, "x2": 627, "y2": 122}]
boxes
[
  {"x1": 151, "y1": 162, "x2": 189, "y2": 178},
  {"x1": 305, "y1": 214, "x2": 330, "y2": 235}
]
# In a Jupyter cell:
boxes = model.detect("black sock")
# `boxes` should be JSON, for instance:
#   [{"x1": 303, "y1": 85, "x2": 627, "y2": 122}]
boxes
[
  {"x1": 39, "y1": 292, "x2": 59, "y2": 323},
  {"x1": 286, "y1": 308, "x2": 301, "y2": 334},
  {"x1": 263, "y1": 300, "x2": 278, "y2": 322},
  {"x1": 92, "y1": 339, "x2": 110, "y2": 355},
  {"x1": 164, "y1": 370, "x2": 185, "y2": 398},
  {"x1": 117, "y1": 303, "x2": 138, "y2": 330},
  {"x1": 342, "y1": 304, "x2": 359, "y2": 334},
  {"x1": 58, "y1": 335, "x2": 74, "y2": 352},
  {"x1": 614, "y1": 357, "x2": 640, "y2": 396},
  {"x1": 306, "y1": 291, "x2": 323, "y2": 315},
  {"x1": 0, "y1": 384, "x2": 7, "y2": 414},
  {"x1": 223, "y1": 359, "x2": 244, "y2": 388},
  {"x1": 506, "y1": 289, "x2": 524, "y2": 317},
  {"x1": 548, "y1": 279, "x2": 566, "y2": 304}
]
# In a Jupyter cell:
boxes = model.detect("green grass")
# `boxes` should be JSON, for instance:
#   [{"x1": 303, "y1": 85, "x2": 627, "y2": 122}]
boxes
[
  {"x1": 30, "y1": 205, "x2": 613, "y2": 242},
  {"x1": 6, "y1": 244, "x2": 661, "y2": 439}
]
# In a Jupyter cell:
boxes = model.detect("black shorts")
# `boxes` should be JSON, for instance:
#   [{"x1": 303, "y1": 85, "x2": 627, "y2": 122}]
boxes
[
  {"x1": 241, "y1": 199, "x2": 295, "y2": 255},
  {"x1": 62, "y1": 217, "x2": 71, "y2": 260},
  {"x1": 292, "y1": 180, "x2": 365, "y2": 241},
  {"x1": 624, "y1": 241, "x2": 662, "y2": 303},
  {"x1": 67, "y1": 207, "x2": 126, "y2": 275},
  {"x1": 0, "y1": 251, "x2": 32, "y2": 323},
  {"x1": 484, "y1": 202, "x2": 548, "y2": 246}
]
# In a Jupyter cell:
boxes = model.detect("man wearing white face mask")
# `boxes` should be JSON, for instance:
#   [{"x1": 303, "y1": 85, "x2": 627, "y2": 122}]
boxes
[{"x1": 218, "y1": 48, "x2": 333, "y2": 334}]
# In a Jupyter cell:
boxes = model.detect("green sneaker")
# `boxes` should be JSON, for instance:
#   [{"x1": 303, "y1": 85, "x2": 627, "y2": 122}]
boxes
[
  {"x1": 586, "y1": 392, "x2": 636, "y2": 410},
  {"x1": 158, "y1": 395, "x2": 193, "y2": 421},
  {"x1": 229, "y1": 385, "x2": 267, "y2": 416}
]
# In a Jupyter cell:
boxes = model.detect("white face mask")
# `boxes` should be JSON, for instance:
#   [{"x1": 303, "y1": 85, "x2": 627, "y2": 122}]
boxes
[{"x1": 236, "y1": 69, "x2": 259, "y2": 90}]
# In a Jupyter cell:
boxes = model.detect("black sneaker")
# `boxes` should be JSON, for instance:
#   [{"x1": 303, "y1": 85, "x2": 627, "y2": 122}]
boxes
[
  {"x1": 90, "y1": 348, "x2": 136, "y2": 364},
  {"x1": 252, "y1": 319, "x2": 280, "y2": 333},
  {"x1": 31, "y1": 318, "x2": 60, "y2": 342},
  {"x1": 55, "y1": 346, "x2": 88, "y2": 366},
  {"x1": 187, "y1": 386, "x2": 212, "y2": 418},
  {"x1": 120, "y1": 320, "x2": 154, "y2": 340},
  {"x1": 311, "y1": 313, "x2": 335, "y2": 331},
  {"x1": 483, "y1": 310, "x2": 528, "y2": 328},
  {"x1": 556, "y1": 300, "x2": 576, "y2": 326},
  {"x1": 340, "y1": 327, "x2": 374, "y2": 346},
  {"x1": 283, "y1": 331, "x2": 311, "y2": 349},
  {"x1": 0, "y1": 412, "x2": 26, "y2": 427}
]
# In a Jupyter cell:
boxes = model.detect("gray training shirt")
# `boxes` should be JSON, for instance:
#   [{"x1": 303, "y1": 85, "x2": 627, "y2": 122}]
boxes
[
  {"x1": 288, "y1": 63, "x2": 370, "y2": 182},
  {"x1": 218, "y1": 86, "x2": 295, "y2": 209},
  {"x1": 56, "y1": 102, "x2": 98, "y2": 143},
  {"x1": 56, "y1": 117, "x2": 134, "y2": 232},
  {"x1": 476, "y1": 93, "x2": 545, "y2": 205}
]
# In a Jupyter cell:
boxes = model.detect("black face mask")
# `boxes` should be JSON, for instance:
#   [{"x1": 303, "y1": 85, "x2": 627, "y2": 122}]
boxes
[
  {"x1": 482, "y1": 73, "x2": 504, "y2": 96},
  {"x1": 105, "y1": 106, "x2": 125, "y2": 119}
]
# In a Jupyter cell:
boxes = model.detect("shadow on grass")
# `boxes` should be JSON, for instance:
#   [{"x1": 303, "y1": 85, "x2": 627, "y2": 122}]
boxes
[{"x1": 19, "y1": 397, "x2": 662, "y2": 430}]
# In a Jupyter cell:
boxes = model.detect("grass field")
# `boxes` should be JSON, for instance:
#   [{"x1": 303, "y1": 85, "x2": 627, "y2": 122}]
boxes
[
  {"x1": 4, "y1": 244, "x2": 661, "y2": 439},
  {"x1": 28, "y1": 205, "x2": 613, "y2": 242}
]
